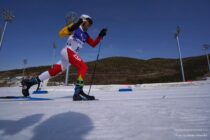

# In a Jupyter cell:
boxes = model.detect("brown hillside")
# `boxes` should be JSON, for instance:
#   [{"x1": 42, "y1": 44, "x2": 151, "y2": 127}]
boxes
[{"x1": 0, "y1": 55, "x2": 209, "y2": 86}]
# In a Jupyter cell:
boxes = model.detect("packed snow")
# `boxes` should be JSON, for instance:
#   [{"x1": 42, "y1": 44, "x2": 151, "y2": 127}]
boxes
[{"x1": 0, "y1": 80, "x2": 210, "y2": 140}]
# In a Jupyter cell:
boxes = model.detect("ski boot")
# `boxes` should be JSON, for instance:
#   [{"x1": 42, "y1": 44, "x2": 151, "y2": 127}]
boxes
[
  {"x1": 21, "y1": 77, "x2": 41, "y2": 97},
  {"x1": 73, "y1": 85, "x2": 95, "y2": 101}
]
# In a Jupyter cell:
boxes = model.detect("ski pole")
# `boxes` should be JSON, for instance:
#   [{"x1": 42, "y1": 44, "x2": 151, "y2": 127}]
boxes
[{"x1": 88, "y1": 41, "x2": 102, "y2": 95}]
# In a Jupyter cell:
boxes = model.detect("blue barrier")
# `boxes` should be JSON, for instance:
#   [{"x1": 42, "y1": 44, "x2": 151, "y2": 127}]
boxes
[
  {"x1": 33, "y1": 90, "x2": 48, "y2": 94},
  {"x1": 118, "y1": 88, "x2": 133, "y2": 92}
]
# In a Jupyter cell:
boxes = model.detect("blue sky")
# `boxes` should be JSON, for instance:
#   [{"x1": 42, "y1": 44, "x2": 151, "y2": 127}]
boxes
[{"x1": 0, "y1": 0, "x2": 210, "y2": 71}]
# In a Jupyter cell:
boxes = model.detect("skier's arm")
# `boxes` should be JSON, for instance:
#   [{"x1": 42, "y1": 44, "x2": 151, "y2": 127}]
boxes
[
  {"x1": 87, "y1": 28, "x2": 107, "y2": 48},
  {"x1": 59, "y1": 19, "x2": 83, "y2": 38},
  {"x1": 87, "y1": 36, "x2": 102, "y2": 48},
  {"x1": 58, "y1": 23, "x2": 74, "y2": 38}
]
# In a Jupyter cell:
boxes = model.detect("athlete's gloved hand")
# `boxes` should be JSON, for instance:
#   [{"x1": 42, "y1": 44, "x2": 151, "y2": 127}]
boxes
[
  {"x1": 68, "y1": 18, "x2": 83, "y2": 32},
  {"x1": 99, "y1": 28, "x2": 107, "y2": 38}
]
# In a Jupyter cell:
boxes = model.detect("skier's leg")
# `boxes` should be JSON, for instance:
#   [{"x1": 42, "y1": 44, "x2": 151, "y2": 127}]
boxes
[
  {"x1": 21, "y1": 51, "x2": 69, "y2": 97},
  {"x1": 38, "y1": 60, "x2": 69, "y2": 81},
  {"x1": 66, "y1": 48, "x2": 87, "y2": 81},
  {"x1": 66, "y1": 48, "x2": 94, "y2": 100},
  {"x1": 38, "y1": 47, "x2": 70, "y2": 81}
]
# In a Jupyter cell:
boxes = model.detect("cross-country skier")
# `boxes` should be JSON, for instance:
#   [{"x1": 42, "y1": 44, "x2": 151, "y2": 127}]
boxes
[{"x1": 21, "y1": 14, "x2": 107, "y2": 101}]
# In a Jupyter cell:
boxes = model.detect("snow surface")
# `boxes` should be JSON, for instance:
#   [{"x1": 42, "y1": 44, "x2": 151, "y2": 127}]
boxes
[{"x1": 0, "y1": 80, "x2": 210, "y2": 140}]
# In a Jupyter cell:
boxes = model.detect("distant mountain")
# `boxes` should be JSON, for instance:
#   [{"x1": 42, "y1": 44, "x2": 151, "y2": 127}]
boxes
[{"x1": 0, "y1": 55, "x2": 209, "y2": 86}]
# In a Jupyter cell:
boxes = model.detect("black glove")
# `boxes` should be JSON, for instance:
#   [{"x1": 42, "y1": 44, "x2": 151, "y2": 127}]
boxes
[
  {"x1": 99, "y1": 28, "x2": 107, "y2": 38},
  {"x1": 68, "y1": 18, "x2": 83, "y2": 32}
]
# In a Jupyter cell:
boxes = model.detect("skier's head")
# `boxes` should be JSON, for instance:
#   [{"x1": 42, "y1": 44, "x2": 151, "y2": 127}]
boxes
[{"x1": 80, "y1": 14, "x2": 93, "y2": 31}]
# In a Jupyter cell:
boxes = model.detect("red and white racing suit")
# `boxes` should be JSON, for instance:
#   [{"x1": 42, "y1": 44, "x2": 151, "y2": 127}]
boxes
[{"x1": 38, "y1": 26, "x2": 101, "y2": 82}]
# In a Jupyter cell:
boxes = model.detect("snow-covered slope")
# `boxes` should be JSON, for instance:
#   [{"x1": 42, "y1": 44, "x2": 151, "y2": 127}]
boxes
[{"x1": 0, "y1": 80, "x2": 210, "y2": 140}]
